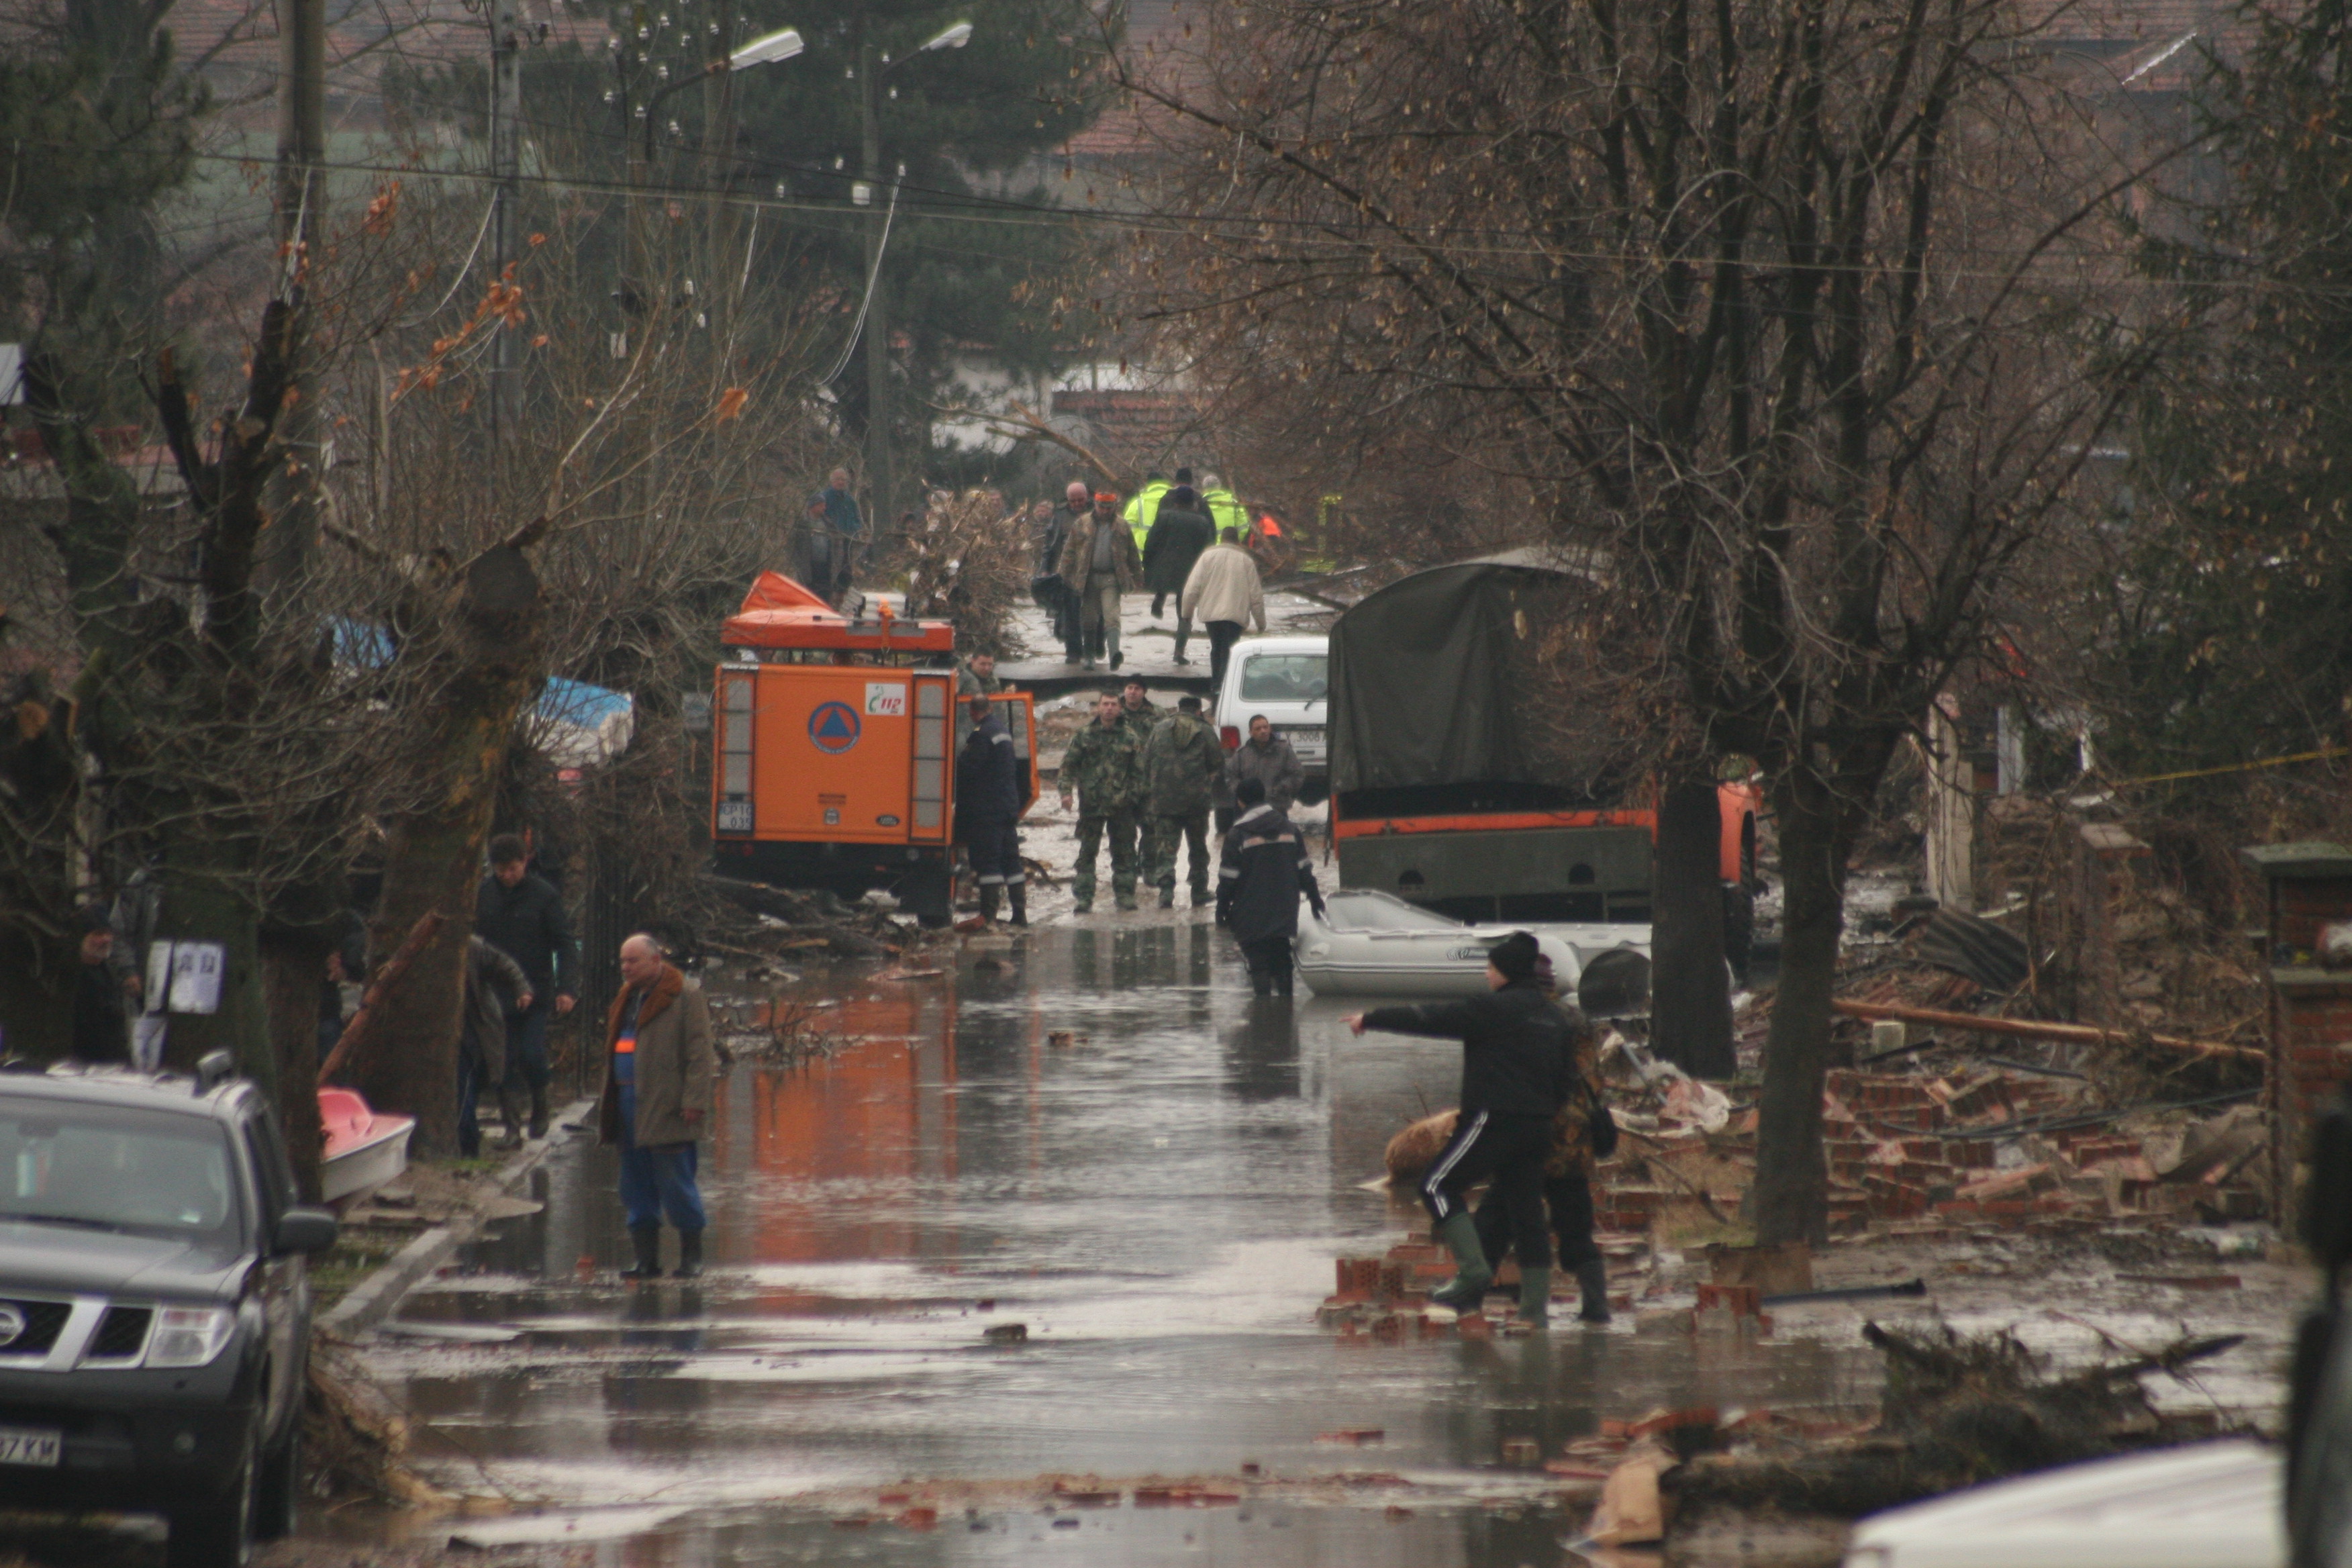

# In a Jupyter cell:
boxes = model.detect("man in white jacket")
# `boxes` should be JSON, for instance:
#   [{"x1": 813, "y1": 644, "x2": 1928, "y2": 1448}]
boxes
[{"x1": 1179, "y1": 527, "x2": 1267, "y2": 691}]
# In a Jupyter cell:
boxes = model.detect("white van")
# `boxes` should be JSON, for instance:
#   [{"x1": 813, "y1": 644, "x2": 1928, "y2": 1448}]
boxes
[{"x1": 1213, "y1": 634, "x2": 1330, "y2": 801}]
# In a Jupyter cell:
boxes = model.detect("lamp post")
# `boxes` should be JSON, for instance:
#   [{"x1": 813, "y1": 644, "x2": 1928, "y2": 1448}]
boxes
[
  {"x1": 616, "y1": 25, "x2": 802, "y2": 525},
  {"x1": 857, "y1": 19, "x2": 972, "y2": 550},
  {"x1": 642, "y1": 26, "x2": 804, "y2": 167}
]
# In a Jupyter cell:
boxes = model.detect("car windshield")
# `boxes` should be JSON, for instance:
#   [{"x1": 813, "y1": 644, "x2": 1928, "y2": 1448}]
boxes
[
  {"x1": 1238, "y1": 653, "x2": 1328, "y2": 702},
  {"x1": 0, "y1": 1100, "x2": 240, "y2": 1240}
]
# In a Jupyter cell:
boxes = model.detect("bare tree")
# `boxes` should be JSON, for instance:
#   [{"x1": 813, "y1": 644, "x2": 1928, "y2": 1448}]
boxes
[{"x1": 1118, "y1": 0, "x2": 2148, "y2": 1238}]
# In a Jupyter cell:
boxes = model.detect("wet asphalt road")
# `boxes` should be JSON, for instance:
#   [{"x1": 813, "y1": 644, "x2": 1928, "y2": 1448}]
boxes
[{"x1": 346, "y1": 916, "x2": 1879, "y2": 1567}]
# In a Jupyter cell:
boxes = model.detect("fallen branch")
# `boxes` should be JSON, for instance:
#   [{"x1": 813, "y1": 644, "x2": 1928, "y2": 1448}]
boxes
[
  {"x1": 1830, "y1": 999, "x2": 2265, "y2": 1066},
  {"x1": 320, "y1": 910, "x2": 444, "y2": 1083}
]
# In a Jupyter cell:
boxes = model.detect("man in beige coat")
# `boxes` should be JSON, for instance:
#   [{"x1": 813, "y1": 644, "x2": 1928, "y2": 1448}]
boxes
[
  {"x1": 597, "y1": 934, "x2": 718, "y2": 1278},
  {"x1": 1179, "y1": 526, "x2": 1267, "y2": 691},
  {"x1": 1057, "y1": 490, "x2": 1144, "y2": 671}
]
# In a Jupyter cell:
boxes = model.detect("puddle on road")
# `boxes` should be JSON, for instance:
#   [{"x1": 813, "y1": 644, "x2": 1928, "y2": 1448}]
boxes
[{"x1": 362, "y1": 921, "x2": 1880, "y2": 1563}]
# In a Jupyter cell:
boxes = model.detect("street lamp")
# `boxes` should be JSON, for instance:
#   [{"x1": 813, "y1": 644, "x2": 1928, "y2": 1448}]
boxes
[
  {"x1": 859, "y1": 19, "x2": 974, "y2": 550},
  {"x1": 641, "y1": 26, "x2": 803, "y2": 163}
]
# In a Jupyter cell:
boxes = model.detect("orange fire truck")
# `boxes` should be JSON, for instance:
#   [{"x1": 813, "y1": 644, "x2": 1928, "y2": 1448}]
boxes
[{"x1": 708, "y1": 573, "x2": 1037, "y2": 924}]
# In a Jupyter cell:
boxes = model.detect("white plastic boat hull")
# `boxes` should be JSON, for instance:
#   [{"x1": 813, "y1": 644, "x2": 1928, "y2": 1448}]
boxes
[
  {"x1": 320, "y1": 1116, "x2": 414, "y2": 1204},
  {"x1": 1294, "y1": 890, "x2": 1652, "y2": 998}
]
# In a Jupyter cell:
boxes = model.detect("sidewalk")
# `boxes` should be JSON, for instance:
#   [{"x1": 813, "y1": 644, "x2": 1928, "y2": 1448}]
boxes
[{"x1": 318, "y1": 1098, "x2": 595, "y2": 1338}]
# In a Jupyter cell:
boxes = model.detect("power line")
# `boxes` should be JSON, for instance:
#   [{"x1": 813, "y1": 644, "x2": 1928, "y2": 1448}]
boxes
[{"x1": 6, "y1": 130, "x2": 2262, "y2": 284}]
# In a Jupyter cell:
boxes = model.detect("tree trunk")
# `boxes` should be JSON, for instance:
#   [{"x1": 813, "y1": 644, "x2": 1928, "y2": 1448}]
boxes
[
  {"x1": 362, "y1": 546, "x2": 544, "y2": 1157},
  {"x1": 1650, "y1": 779, "x2": 1734, "y2": 1078},
  {"x1": 260, "y1": 926, "x2": 330, "y2": 1199},
  {"x1": 1751, "y1": 771, "x2": 1848, "y2": 1245},
  {"x1": 152, "y1": 871, "x2": 271, "y2": 1092}
]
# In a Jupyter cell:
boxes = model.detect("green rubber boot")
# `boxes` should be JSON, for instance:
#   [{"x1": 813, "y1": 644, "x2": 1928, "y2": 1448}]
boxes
[
  {"x1": 1576, "y1": 1259, "x2": 1612, "y2": 1323},
  {"x1": 1428, "y1": 1212, "x2": 1493, "y2": 1311},
  {"x1": 1518, "y1": 1265, "x2": 1551, "y2": 1328}
]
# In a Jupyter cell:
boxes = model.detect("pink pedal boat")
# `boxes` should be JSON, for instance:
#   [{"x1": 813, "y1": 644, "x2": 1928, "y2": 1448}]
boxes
[{"x1": 318, "y1": 1087, "x2": 415, "y2": 1204}]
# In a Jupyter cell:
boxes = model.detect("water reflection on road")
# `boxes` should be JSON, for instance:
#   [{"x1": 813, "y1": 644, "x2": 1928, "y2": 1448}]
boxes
[{"x1": 366, "y1": 919, "x2": 1871, "y2": 1567}]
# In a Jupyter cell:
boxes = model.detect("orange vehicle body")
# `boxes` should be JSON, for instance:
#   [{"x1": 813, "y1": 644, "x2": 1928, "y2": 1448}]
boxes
[
  {"x1": 1330, "y1": 789, "x2": 1761, "y2": 884},
  {"x1": 708, "y1": 573, "x2": 1036, "y2": 924}
]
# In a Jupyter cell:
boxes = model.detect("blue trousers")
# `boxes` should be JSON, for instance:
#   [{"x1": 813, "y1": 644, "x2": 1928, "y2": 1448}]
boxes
[{"x1": 615, "y1": 1082, "x2": 706, "y2": 1232}]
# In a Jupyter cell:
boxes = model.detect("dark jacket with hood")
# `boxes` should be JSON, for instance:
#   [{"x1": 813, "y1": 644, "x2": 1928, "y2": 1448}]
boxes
[
  {"x1": 1216, "y1": 803, "x2": 1326, "y2": 942},
  {"x1": 1361, "y1": 983, "x2": 1575, "y2": 1118},
  {"x1": 461, "y1": 936, "x2": 530, "y2": 1079},
  {"x1": 1143, "y1": 499, "x2": 1216, "y2": 595}
]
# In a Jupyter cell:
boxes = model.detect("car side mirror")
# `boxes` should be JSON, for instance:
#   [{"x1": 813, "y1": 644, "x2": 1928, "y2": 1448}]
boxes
[{"x1": 273, "y1": 1206, "x2": 339, "y2": 1255}]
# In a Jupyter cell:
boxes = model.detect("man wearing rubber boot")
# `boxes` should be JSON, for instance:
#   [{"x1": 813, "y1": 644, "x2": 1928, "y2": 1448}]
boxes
[
  {"x1": 1059, "y1": 691, "x2": 1144, "y2": 912},
  {"x1": 1141, "y1": 694, "x2": 1222, "y2": 908},
  {"x1": 1216, "y1": 776, "x2": 1325, "y2": 993},
  {"x1": 954, "y1": 695, "x2": 1029, "y2": 926},
  {"x1": 1345, "y1": 932, "x2": 1571, "y2": 1322},
  {"x1": 597, "y1": 934, "x2": 718, "y2": 1279},
  {"x1": 1475, "y1": 987, "x2": 1613, "y2": 1324},
  {"x1": 477, "y1": 833, "x2": 579, "y2": 1143}
]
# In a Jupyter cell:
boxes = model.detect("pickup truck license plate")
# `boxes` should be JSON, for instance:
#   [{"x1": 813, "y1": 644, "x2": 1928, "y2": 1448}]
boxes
[{"x1": 0, "y1": 1426, "x2": 62, "y2": 1467}]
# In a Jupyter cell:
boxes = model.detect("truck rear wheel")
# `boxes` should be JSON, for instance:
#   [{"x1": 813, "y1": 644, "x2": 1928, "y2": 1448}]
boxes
[{"x1": 899, "y1": 864, "x2": 953, "y2": 927}]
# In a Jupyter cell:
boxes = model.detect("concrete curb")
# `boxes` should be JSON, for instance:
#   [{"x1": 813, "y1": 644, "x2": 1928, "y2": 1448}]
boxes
[{"x1": 320, "y1": 1097, "x2": 596, "y2": 1340}]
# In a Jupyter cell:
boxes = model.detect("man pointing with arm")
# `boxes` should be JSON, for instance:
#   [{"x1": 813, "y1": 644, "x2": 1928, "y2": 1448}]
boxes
[{"x1": 1343, "y1": 932, "x2": 1570, "y2": 1324}]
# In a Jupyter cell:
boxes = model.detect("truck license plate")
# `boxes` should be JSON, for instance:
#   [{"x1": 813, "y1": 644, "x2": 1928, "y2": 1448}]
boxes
[
  {"x1": 0, "y1": 1426, "x2": 61, "y2": 1467},
  {"x1": 716, "y1": 801, "x2": 752, "y2": 834}
]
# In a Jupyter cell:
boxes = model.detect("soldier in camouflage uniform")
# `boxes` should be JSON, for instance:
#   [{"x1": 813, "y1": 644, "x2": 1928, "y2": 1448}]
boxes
[
  {"x1": 1140, "y1": 695, "x2": 1224, "y2": 908},
  {"x1": 1117, "y1": 677, "x2": 1159, "y2": 744},
  {"x1": 1058, "y1": 691, "x2": 1144, "y2": 912}
]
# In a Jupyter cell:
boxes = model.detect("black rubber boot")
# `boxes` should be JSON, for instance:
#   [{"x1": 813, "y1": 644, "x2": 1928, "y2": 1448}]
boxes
[
  {"x1": 1008, "y1": 884, "x2": 1029, "y2": 926},
  {"x1": 497, "y1": 1083, "x2": 524, "y2": 1149},
  {"x1": 979, "y1": 885, "x2": 1001, "y2": 922},
  {"x1": 621, "y1": 1224, "x2": 663, "y2": 1281},
  {"x1": 1428, "y1": 1212, "x2": 1494, "y2": 1311},
  {"x1": 672, "y1": 1229, "x2": 704, "y2": 1279},
  {"x1": 1576, "y1": 1259, "x2": 1612, "y2": 1323},
  {"x1": 528, "y1": 1085, "x2": 548, "y2": 1140},
  {"x1": 1518, "y1": 1265, "x2": 1552, "y2": 1328}
]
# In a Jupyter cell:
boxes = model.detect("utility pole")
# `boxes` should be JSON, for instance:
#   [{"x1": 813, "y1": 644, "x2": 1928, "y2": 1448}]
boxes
[
  {"x1": 260, "y1": 0, "x2": 326, "y2": 595},
  {"x1": 858, "y1": 32, "x2": 893, "y2": 552},
  {"x1": 488, "y1": 0, "x2": 523, "y2": 444}
]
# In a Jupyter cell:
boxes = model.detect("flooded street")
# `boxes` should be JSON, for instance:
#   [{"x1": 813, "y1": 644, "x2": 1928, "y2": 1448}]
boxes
[{"x1": 350, "y1": 918, "x2": 1888, "y2": 1565}]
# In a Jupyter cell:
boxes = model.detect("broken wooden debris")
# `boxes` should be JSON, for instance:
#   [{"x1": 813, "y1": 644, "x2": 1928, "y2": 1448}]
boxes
[{"x1": 1831, "y1": 998, "x2": 2265, "y2": 1065}]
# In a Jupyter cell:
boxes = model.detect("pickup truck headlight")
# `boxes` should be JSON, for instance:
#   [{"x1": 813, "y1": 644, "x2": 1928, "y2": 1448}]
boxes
[{"x1": 146, "y1": 1306, "x2": 236, "y2": 1368}]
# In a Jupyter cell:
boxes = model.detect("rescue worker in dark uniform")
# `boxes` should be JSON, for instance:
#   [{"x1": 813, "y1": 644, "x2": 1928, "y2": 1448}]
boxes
[
  {"x1": 1215, "y1": 775, "x2": 1326, "y2": 994},
  {"x1": 954, "y1": 695, "x2": 1029, "y2": 926},
  {"x1": 1343, "y1": 932, "x2": 1571, "y2": 1322}
]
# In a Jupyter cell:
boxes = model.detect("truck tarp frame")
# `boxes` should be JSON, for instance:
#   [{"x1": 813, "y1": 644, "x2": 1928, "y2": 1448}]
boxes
[{"x1": 1330, "y1": 559, "x2": 1614, "y2": 797}]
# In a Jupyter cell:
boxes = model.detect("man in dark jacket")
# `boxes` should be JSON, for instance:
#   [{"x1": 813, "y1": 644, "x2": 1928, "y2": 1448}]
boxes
[
  {"x1": 477, "y1": 834, "x2": 579, "y2": 1140},
  {"x1": 954, "y1": 696, "x2": 1029, "y2": 926},
  {"x1": 1342, "y1": 932, "x2": 1570, "y2": 1320},
  {"x1": 1142, "y1": 485, "x2": 1216, "y2": 664},
  {"x1": 1142, "y1": 695, "x2": 1223, "y2": 908},
  {"x1": 1039, "y1": 484, "x2": 1089, "y2": 662},
  {"x1": 458, "y1": 936, "x2": 531, "y2": 1156},
  {"x1": 1226, "y1": 715, "x2": 1306, "y2": 816},
  {"x1": 1216, "y1": 776, "x2": 1326, "y2": 995},
  {"x1": 1473, "y1": 984, "x2": 1612, "y2": 1326},
  {"x1": 69, "y1": 908, "x2": 131, "y2": 1065}
]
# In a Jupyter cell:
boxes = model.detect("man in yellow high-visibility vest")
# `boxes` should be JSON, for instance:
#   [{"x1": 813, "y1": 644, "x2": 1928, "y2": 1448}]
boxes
[{"x1": 1123, "y1": 470, "x2": 1171, "y2": 554}]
